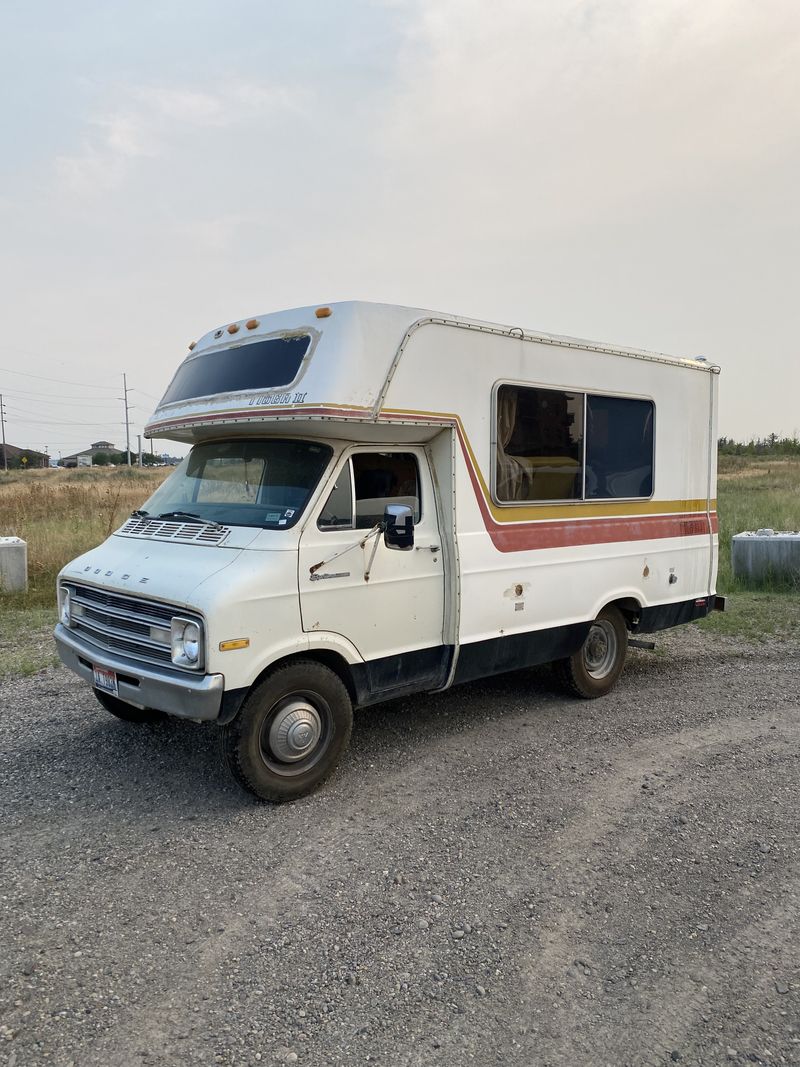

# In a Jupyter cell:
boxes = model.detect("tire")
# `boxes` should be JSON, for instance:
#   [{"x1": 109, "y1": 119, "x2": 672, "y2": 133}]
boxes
[
  {"x1": 94, "y1": 688, "x2": 165, "y2": 723},
  {"x1": 554, "y1": 605, "x2": 628, "y2": 699},
  {"x1": 219, "y1": 661, "x2": 353, "y2": 803}
]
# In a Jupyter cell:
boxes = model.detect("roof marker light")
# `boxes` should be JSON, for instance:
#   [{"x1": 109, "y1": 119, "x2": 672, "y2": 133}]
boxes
[
  {"x1": 188, "y1": 341, "x2": 197, "y2": 351},
  {"x1": 315, "y1": 306, "x2": 332, "y2": 318},
  {"x1": 246, "y1": 319, "x2": 260, "y2": 330},
  {"x1": 227, "y1": 323, "x2": 240, "y2": 334}
]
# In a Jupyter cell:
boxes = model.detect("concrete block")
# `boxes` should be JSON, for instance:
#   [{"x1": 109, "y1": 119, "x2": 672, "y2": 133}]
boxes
[
  {"x1": 0, "y1": 536, "x2": 28, "y2": 593},
  {"x1": 731, "y1": 529, "x2": 800, "y2": 582}
]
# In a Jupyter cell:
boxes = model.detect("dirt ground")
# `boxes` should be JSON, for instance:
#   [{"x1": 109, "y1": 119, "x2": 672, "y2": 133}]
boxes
[{"x1": 1, "y1": 626, "x2": 798, "y2": 1067}]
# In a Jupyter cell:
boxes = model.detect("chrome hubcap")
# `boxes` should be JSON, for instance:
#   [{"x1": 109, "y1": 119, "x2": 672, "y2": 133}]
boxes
[
  {"x1": 584, "y1": 619, "x2": 618, "y2": 679},
  {"x1": 268, "y1": 701, "x2": 323, "y2": 762}
]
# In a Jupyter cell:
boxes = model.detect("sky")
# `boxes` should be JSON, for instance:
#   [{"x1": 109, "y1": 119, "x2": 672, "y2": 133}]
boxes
[{"x1": 0, "y1": 0, "x2": 798, "y2": 459}]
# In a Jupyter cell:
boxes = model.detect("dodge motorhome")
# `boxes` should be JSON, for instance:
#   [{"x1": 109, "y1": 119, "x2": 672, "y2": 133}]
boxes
[{"x1": 55, "y1": 302, "x2": 723, "y2": 801}]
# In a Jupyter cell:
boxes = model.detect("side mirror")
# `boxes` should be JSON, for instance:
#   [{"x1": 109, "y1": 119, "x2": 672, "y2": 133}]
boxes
[{"x1": 383, "y1": 503, "x2": 414, "y2": 551}]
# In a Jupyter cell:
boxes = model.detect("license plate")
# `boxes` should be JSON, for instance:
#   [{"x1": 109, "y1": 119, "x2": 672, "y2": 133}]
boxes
[{"x1": 93, "y1": 666, "x2": 119, "y2": 696}]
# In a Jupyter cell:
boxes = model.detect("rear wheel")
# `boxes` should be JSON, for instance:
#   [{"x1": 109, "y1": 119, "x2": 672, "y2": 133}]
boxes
[
  {"x1": 219, "y1": 661, "x2": 353, "y2": 802},
  {"x1": 94, "y1": 689, "x2": 165, "y2": 723},
  {"x1": 554, "y1": 605, "x2": 628, "y2": 698}
]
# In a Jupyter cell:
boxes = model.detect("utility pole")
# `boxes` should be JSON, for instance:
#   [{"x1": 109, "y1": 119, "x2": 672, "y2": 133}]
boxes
[
  {"x1": 137, "y1": 434, "x2": 142, "y2": 468},
  {"x1": 0, "y1": 394, "x2": 7, "y2": 472},
  {"x1": 122, "y1": 373, "x2": 131, "y2": 467}
]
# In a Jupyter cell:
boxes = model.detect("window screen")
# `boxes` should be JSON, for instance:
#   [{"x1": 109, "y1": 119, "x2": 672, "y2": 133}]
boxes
[{"x1": 161, "y1": 335, "x2": 311, "y2": 404}]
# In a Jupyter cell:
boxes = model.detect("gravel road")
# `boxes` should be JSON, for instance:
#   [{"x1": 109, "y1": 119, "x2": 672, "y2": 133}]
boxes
[{"x1": 1, "y1": 627, "x2": 799, "y2": 1067}]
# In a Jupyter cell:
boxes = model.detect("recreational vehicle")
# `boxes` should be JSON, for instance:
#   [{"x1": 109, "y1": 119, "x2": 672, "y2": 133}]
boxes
[{"x1": 54, "y1": 302, "x2": 723, "y2": 800}]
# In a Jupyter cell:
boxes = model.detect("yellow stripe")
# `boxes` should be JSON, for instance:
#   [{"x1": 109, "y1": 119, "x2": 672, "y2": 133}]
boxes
[{"x1": 382, "y1": 406, "x2": 715, "y2": 522}]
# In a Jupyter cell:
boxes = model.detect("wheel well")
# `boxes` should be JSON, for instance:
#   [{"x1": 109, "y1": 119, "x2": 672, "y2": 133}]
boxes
[
  {"x1": 252, "y1": 650, "x2": 358, "y2": 704},
  {"x1": 610, "y1": 597, "x2": 643, "y2": 631}
]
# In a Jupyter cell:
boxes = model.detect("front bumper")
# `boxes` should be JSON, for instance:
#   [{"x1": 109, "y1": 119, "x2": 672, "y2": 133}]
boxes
[{"x1": 54, "y1": 623, "x2": 225, "y2": 721}]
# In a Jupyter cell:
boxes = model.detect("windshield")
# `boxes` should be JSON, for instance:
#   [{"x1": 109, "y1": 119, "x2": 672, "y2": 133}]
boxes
[{"x1": 138, "y1": 439, "x2": 333, "y2": 529}]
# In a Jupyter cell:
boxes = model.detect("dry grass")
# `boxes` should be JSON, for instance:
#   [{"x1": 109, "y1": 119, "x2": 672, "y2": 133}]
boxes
[
  {"x1": 0, "y1": 466, "x2": 169, "y2": 607},
  {"x1": 1, "y1": 455, "x2": 798, "y2": 677}
]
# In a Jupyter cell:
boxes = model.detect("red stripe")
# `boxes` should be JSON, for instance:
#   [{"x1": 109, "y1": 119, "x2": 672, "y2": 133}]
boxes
[
  {"x1": 147, "y1": 403, "x2": 717, "y2": 552},
  {"x1": 456, "y1": 429, "x2": 717, "y2": 552},
  {"x1": 147, "y1": 405, "x2": 368, "y2": 432}
]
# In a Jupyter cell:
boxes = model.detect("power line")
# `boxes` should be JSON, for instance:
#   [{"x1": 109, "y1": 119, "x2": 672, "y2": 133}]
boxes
[
  {"x1": 0, "y1": 365, "x2": 120, "y2": 390},
  {"x1": 6, "y1": 417, "x2": 126, "y2": 427},
  {"x1": 8, "y1": 403, "x2": 130, "y2": 420},
  {"x1": 5, "y1": 402, "x2": 126, "y2": 424},
  {"x1": 1, "y1": 388, "x2": 131, "y2": 405}
]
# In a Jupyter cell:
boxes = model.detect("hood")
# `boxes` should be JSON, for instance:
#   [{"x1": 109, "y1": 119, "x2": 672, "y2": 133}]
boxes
[{"x1": 59, "y1": 533, "x2": 250, "y2": 609}]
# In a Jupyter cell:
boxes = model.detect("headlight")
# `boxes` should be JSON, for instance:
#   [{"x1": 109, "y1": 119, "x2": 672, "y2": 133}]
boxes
[
  {"x1": 59, "y1": 587, "x2": 71, "y2": 628},
  {"x1": 171, "y1": 617, "x2": 203, "y2": 669}
]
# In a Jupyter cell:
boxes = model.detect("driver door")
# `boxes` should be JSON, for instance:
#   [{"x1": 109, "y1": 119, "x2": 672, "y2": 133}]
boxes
[{"x1": 298, "y1": 447, "x2": 446, "y2": 690}]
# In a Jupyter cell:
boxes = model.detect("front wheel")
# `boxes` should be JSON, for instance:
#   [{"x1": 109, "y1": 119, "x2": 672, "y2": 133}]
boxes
[
  {"x1": 219, "y1": 661, "x2": 353, "y2": 802},
  {"x1": 554, "y1": 605, "x2": 628, "y2": 699}
]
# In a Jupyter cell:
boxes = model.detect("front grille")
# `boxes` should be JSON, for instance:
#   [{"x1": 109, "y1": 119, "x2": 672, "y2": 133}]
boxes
[
  {"x1": 117, "y1": 517, "x2": 230, "y2": 546},
  {"x1": 63, "y1": 582, "x2": 202, "y2": 671}
]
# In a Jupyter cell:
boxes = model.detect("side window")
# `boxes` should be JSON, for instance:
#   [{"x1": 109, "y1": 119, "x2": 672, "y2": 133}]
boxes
[
  {"x1": 318, "y1": 453, "x2": 421, "y2": 530},
  {"x1": 495, "y1": 384, "x2": 655, "y2": 503},
  {"x1": 496, "y1": 384, "x2": 584, "y2": 501},
  {"x1": 318, "y1": 460, "x2": 354, "y2": 529},
  {"x1": 353, "y1": 453, "x2": 420, "y2": 529},
  {"x1": 586, "y1": 395, "x2": 654, "y2": 499}
]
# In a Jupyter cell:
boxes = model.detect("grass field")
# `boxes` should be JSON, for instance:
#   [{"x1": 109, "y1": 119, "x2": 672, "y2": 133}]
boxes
[
  {"x1": 697, "y1": 453, "x2": 800, "y2": 640},
  {"x1": 1, "y1": 457, "x2": 798, "y2": 677},
  {"x1": 0, "y1": 466, "x2": 168, "y2": 603},
  {"x1": 0, "y1": 467, "x2": 169, "y2": 677}
]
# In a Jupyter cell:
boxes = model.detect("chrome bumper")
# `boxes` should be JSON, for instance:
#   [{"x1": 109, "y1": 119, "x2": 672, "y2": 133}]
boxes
[{"x1": 54, "y1": 624, "x2": 225, "y2": 722}]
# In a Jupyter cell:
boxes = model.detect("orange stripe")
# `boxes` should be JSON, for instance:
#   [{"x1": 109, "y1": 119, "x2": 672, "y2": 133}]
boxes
[
  {"x1": 454, "y1": 426, "x2": 715, "y2": 551},
  {"x1": 147, "y1": 402, "x2": 716, "y2": 550}
]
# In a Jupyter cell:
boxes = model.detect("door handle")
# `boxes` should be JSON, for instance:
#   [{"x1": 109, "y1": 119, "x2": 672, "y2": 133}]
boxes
[{"x1": 415, "y1": 545, "x2": 440, "y2": 553}]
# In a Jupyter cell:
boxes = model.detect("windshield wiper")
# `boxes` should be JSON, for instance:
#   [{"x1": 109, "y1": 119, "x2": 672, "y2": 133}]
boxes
[{"x1": 155, "y1": 511, "x2": 222, "y2": 529}]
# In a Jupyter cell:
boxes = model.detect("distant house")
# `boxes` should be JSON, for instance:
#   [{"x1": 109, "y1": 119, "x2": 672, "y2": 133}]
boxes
[
  {"x1": 60, "y1": 441, "x2": 120, "y2": 468},
  {"x1": 0, "y1": 443, "x2": 50, "y2": 469}
]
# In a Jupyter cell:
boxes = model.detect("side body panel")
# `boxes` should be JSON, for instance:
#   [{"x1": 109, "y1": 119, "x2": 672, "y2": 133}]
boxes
[{"x1": 381, "y1": 323, "x2": 718, "y2": 660}]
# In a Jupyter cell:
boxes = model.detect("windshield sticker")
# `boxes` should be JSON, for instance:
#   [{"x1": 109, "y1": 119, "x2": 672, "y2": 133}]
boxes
[
  {"x1": 284, "y1": 508, "x2": 295, "y2": 518},
  {"x1": 265, "y1": 512, "x2": 282, "y2": 522}
]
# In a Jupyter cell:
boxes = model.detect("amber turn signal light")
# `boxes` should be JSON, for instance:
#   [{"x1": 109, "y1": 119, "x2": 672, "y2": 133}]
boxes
[{"x1": 219, "y1": 638, "x2": 250, "y2": 652}]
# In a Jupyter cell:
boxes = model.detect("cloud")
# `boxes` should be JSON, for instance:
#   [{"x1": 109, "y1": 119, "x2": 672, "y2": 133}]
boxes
[
  {"x1": 54, "y1": 79, "x2": 308, "y2": 195},
  {"x1": 380, "y1": 0, "x2": 800, "y2": 230}
]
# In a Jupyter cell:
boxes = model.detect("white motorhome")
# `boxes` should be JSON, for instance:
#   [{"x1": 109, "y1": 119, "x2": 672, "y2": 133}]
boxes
[{"x1": 55, "y1": 302, "x2": 723, "y2": 801}]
